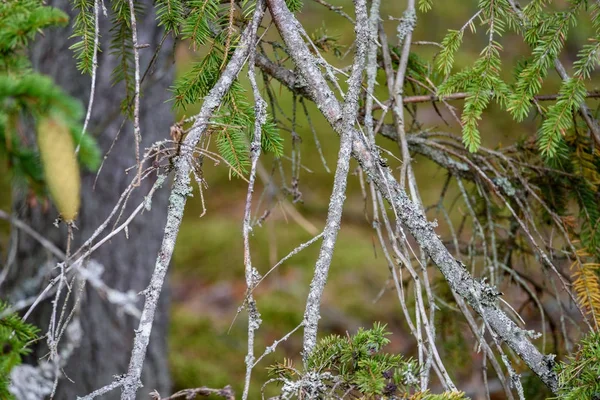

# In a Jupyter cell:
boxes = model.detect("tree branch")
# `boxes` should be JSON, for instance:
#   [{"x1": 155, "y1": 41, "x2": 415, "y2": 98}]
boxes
[
  {"x1": 506, "y1": 0, "x2": 600, "y2": 148},
  {"x1": 301, "y1": 0, "x2": 369, "y2": 357},
  {"x1": 266, "y1": 0, "x2": 559, "y2": 392},
  {"x1": 241, "y1": 2, "x2": 268, "y2": 397},
  {"x1": 118, "y1": 5, "x2": 267, "y2": 399},
  {"x1": 400, "y1": 90, "x2": 600, "y2": 104}
]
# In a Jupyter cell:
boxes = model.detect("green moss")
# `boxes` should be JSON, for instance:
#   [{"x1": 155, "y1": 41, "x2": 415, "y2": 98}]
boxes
[{"x1": 173, "y1": 216, "x2": 244, "y2": 281}]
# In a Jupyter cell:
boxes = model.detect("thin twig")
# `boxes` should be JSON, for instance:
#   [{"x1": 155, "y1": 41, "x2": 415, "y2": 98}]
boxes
[
  {"x1": 118, "y1": 3, "x2": 268, "y2": 398},
  {"x1": 154, "y1": 385, "x2": 235, "y2": 400},
  {"x1": 241, "y1": 4, "x2": 268, "y2": 397},
  {"x1": 128, "y1": 0, "x2": 142, "y2": 186},
  {"x1": 400, "y1": 91, "x2": 600, "y2": 104},
  {"x1": 312, "y1": 0, "x2": 354, "y2": 23},
  {"x1": 0, "y1": 210, "x2": 65, "y2": 260}
]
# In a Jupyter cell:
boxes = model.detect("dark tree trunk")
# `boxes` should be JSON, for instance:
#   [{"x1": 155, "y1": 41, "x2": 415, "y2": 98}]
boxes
[{"x1": 5, "y1": 1, "x2": 174, "y2": 398}]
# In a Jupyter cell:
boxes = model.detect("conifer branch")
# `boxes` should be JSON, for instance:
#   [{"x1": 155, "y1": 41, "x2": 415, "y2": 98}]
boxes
[
  {"x1": 76, "y1": 0, "x2": 100, "y2": 155},
  {"x1": 507, "y1": 0, "x2": 600, "y2": 149}
]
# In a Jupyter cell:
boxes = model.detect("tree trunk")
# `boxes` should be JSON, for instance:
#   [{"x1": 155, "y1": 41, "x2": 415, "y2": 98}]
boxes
[{"x1": 5, "y1": 1, "x2": 174, "y2": 398}]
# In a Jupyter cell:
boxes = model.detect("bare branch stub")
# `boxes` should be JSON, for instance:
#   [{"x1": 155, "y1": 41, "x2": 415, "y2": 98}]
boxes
[{"x1": 153, "y1": 385, "x2": 235, "y2": 400}]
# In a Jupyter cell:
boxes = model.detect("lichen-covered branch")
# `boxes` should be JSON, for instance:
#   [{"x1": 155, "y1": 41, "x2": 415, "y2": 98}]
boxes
[
  {"x1": 118, "y1": 6, "x2": 267, "y2": 399},
  {"x1": 266, "y1": 0, "x2": 558, "y2": 392},
  {"x1": 300, "y1": 0, "x2": 369, "y2": 357},
  {"x1": 241, "y1": 2, "x2": 268, "y2": 398}
]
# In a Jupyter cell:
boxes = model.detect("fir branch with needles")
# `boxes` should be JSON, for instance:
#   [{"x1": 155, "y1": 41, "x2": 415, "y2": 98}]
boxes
[
  {"x1": 69, "y1": 0, "x2": 98, "y2": 74},
  {"x1": 268, "y1": 323, "x2": 469, "y2": 399},
  {"x1": 155, "y1": 0, "x2": 184, "y2": 35},
  {"x1": 0, "y1": 301, "x2": 40, "y2": 400},
  {"x1": 438, "y1": 0, "x2": 511, "y2": 152},
  {"x1": 0, "y1": 0, "x2": 100, "y2": 196},
  {"x1": 555, "y1": 331, "x2": 600, "y2": 399},
  {"x1": 171, "y1": 39, "x2": 282, "y2": 178},
  {"x1": 109, "y1": 0, "x2": 142, "y2": 117},
  {"x1": 507, "y1": 7, "x2": 580, "y2": 122}
]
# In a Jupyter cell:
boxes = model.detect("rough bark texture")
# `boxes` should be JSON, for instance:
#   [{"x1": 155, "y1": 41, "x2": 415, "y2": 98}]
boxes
[{"x1": 5, "y1": 1, "x2": 174, "y2": 398}]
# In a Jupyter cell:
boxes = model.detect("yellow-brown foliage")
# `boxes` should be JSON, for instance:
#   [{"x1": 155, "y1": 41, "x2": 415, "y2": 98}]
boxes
[
  {"x1": 571, "y1": 248, "x2": 600, "y2": 329},
  {"x1": 36, "y1": 116, "x2": 81, "y2": 222}
]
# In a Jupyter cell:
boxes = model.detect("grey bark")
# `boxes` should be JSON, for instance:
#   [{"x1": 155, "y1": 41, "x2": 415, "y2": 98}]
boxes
[
  {"x1": 4, "y1": 1, "x2": 174, "y2": 398},
  {"x1": 266, "y1": 0, "x2": 558, "y2": 392},
  {"x1": 302, "y1": 0, "x2": 369, "y2": 357}
]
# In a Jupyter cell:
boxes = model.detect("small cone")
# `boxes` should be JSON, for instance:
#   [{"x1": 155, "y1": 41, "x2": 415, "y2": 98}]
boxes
[{"x1": 37, "y1": 116, "x2": 81, "y2": 222}]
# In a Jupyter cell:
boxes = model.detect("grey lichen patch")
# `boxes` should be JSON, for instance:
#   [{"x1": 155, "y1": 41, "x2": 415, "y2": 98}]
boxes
[
  {"x1": 395, "y1": 8, "x2": 417, "y2": 44},
  {"x1": 479, "y1": 280, "x2": 502, "y2": 306},
  {"x1": 278, "y1": 371, "x2": 333, "y2": 400},
  {"x1": 541, "y1": 353, "x2": 556, "y2": 370},
  {"x1": 493, "y1": 176, "x2": 517, "y2": 197},
  {"x1": 523, "y1": 329, "x2": 542, "y2": 340},
  {"x1": 292, "y1": 71, "x2": 308, "y2": 90}
]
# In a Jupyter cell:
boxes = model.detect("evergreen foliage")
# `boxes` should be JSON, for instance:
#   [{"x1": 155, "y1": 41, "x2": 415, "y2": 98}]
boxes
[
  {"x1": 72, "y1": 0, "x2": 288, "y2": 179},
  {"x1": 554, "y1": 125, "x2": 600, "y2": 322},
  {"x1": 418, "y1": 0, "x2": 434, "y2": 13},
  {"x1": 181, "y1": 0, "x2": 222, "y2": 49},
  {"x1": 268, "y1": 323, "x2": 468, "y2": 399},
  {"x1": 555, "y1": 331, "x2": 600, "y2": 400},
  {"x1": 0, "y1": 0, "x2": 69, "y2": 73},
  {"x1": 155, "y1": 0, "x2": 184, "y2": 36},
  {"x1": 70, "y1": 0, "x2": 98, "y2": 74},
  {"x1": 304, "y1": 322, "x2": 419, "y2": 396},
  {"x1": 284, "y1": 0, "x2": 303, "y2": 13},
  {"x1": 165, "y1": 1, "x2": 284, "y2": 177},
  {"x1": 436, "y1": 0, "x2": 600, "y2": 157},
  {"x1": 437, "y1": 0, "x2": 511, "y2": 152},
  {"x1": 109, "y1": 0, "x2": 143, "y2": 117},
  {"x1": 0, "y1": 302, "x2": 40, "y2": 399},
  {"x1": 0, "y1": 0, "x2": 100, "y2": 197},
  {"x1": 508, "y1": 9, "x2": 578, "y2": 123},
  {"x1": 437, "y1": 1, "x2": 600, "y2": 327}
]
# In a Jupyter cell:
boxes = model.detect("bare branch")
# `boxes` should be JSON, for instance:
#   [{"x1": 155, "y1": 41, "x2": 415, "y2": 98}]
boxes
[
  {"x1": 241, "y1": 2, "x2": 268, "y2": 398},
  {"x1": 300, "y1": 0, "x2": 369, "y2": 357},
  {"x1": 153, "y1": 385, "x2": 235, "y2": 400},
  {"x1": 128, "y1": 0, "x2": 142, "y2": 185},
  {"x1": 266, "y1": 0, "x2": 559, "y2": 391}
]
